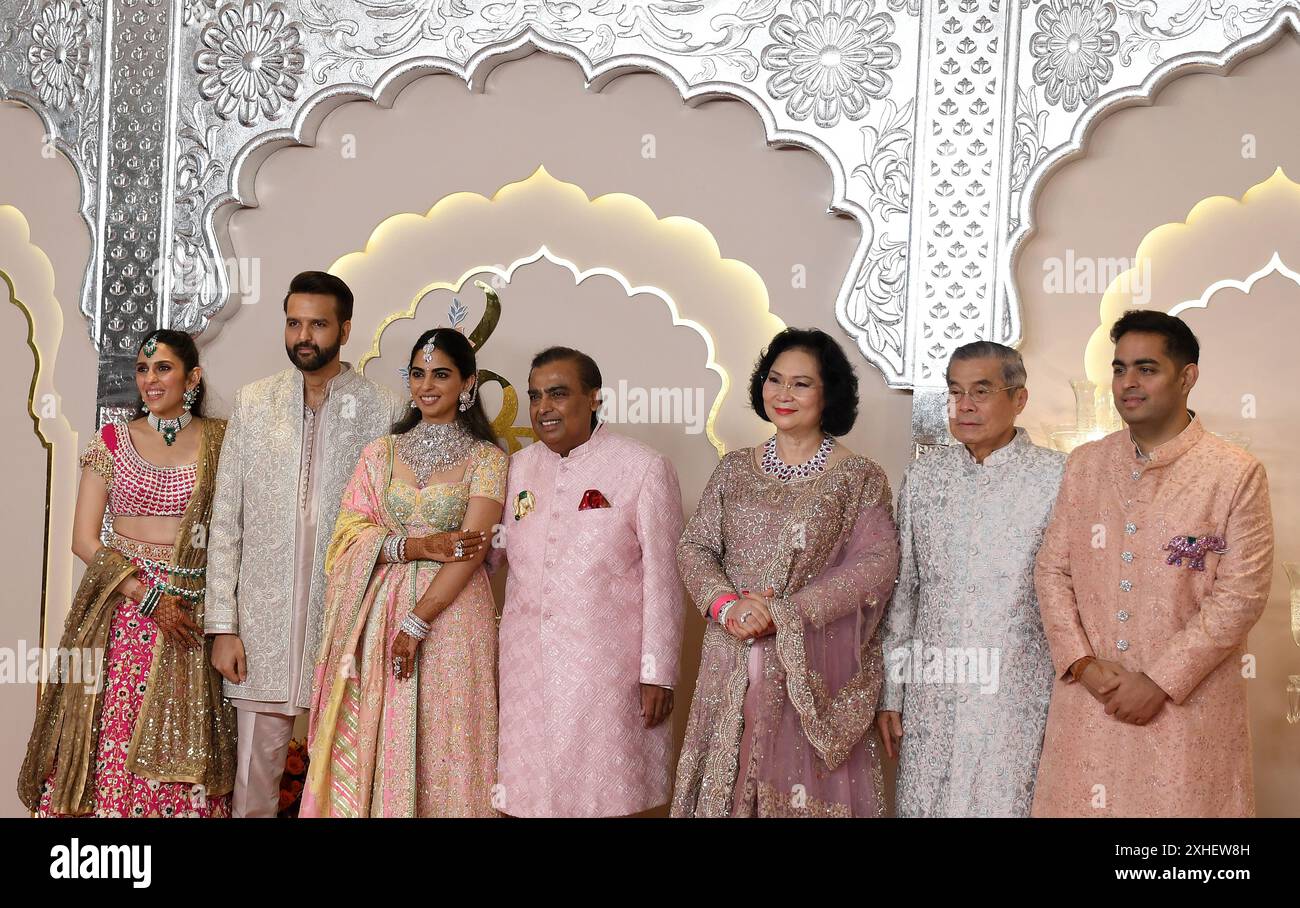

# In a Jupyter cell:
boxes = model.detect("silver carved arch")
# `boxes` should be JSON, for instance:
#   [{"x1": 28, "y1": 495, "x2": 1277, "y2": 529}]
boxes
[
  {"x1": 0, "y1": 0, "x2": 1297, "y2": 425},
  {"x1": 1004, "y1": 3, "x2": 1300, "y2": 341},
  {"x1": 186, "y1": 27, "x2": 876, "y2": 347}
]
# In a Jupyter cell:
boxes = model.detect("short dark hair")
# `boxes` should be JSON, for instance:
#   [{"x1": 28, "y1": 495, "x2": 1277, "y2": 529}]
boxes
[
  {"x1": 529, "y1": 346, "x2": 602, "y2": 430},
  {"x1": 748, "y1": 328, "x2": 859, "y2": 436},
  {"x1": 1109, "y1": 309, "x2": 1199, "y2": 368},
  {"x1": 283, "y1": 270, "x2": 354, "y2": 323}
]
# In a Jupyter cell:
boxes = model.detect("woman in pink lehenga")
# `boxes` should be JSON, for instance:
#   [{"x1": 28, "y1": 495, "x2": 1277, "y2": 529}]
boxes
[
  {"x1": 303, "y1": 328, "x2": 505, "y2": 817},
  {"x1": 671, "y1": 329, "x2": 900, "y2": 817},
  {"x1": 18, "y1": 330, "x2": 235, "y2": 817}
]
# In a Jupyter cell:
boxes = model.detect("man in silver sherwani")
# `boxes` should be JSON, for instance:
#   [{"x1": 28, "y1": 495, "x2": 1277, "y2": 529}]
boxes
[
  {"x1": 877, "y1": 341, "x2": 1065, "y2": 817},
  {"x1": 205, "y1": 271, "x2": 404, "y2": 817}
]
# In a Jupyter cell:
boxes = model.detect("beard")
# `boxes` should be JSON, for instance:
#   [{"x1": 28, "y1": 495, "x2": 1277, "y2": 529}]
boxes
[{"x1": 286, "y1": 336, "x2": 342, "y2": 372}]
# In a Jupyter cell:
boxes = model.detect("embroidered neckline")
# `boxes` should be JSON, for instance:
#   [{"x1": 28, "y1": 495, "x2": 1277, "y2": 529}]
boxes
[
  {"x1": 119, "y1": 423, "x2": 198, "y2": 473},
  {"x1": 387, "y1": 436, "x2": 481, "y2": 492},
  {"x1": 388, "y1": 478, "x2": 472, "y2": 496}
]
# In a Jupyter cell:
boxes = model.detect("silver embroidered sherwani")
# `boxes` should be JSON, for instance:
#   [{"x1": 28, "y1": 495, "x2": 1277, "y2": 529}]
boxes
[
  {"x1": 880, "y1": 428, "x2": 1065, "y2": 817},
  {"x1": 206, "y1": 365, "x2": 404, "y2": 705}
]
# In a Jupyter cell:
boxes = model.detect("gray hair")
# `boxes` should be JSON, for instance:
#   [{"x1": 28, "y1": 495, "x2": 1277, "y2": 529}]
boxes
[{"x1": 945, "y1": 341, "x2": 1027, "y2": 389}]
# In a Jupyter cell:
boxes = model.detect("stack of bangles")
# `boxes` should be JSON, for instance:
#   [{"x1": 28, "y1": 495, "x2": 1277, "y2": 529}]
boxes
[
  {"x1": 400, "y1": 612, "x2": 431, "y2": 641},
  {"x1": 135, "y1": 557, "x2": 205, "y2": 618},
  {"x1": 383, "y1": 534, "x2": 408, "y2": 563},
  {"x1": 710, "y1": 592, "x2": 742, "y2": 626}
]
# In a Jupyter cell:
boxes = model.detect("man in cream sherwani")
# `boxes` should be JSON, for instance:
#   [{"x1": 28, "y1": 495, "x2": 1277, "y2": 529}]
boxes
[
  {"x1": 206, "y1": 271, "x2": 404, "y2": 817},
  {"x1": 490, "y1": 346, "x2": 686, "y2": 817},
  {"x1": 877, "y1": 341, "x2": 1064, "y2": 817}
]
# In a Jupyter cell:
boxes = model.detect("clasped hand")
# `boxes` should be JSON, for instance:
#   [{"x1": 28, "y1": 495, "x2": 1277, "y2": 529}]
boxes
[
  {"x1": 1077, "y1": 658, "x2": 1169, "y2": 726},
  {"x1": 724, "y1": 587, "x2": 778, "y2": 641}
]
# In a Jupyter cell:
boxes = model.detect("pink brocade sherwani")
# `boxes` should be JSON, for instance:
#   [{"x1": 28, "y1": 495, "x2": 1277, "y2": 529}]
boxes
[
  {"x1": 1032, "y1": 416, "x2": 1274, "y2": 817},
  {"x1": 493, "y1": 425, "x2": 686, "y2": 817}
]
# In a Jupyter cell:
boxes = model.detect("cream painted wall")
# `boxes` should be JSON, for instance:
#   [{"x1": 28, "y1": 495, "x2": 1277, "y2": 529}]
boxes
[
  {"x1": 0, "y1": 100, "x2": 95, "y2": 817},
  {"x1": 1016, "y1": 35, "x2": 1300, "y2": 816},
  {"x1": 0, "y1": 235, "x2": 47, "y2": 820}
]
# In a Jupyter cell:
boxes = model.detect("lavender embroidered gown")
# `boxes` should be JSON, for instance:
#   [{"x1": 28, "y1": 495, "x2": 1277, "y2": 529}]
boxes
[{"x1": 671, "y1": 448, "x2": 899, "y2": 817}]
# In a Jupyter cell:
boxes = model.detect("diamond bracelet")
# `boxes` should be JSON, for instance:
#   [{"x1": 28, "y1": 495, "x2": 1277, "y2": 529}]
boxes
[
  {"x1": 400, "y1": 612, "x2": 431, "y2": 641},
  {"x1": 383, "y1": 534, "x2": 408, "y2": 563}
]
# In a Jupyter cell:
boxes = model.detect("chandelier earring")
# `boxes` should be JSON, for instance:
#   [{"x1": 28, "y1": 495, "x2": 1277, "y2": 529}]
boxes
[{"x1": 458, "y1": 383, "x2": 477, "y2": 412}]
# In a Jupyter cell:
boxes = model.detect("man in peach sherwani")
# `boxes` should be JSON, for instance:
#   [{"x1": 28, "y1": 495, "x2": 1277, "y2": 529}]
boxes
[
  {"x1": 1033, "y1": 311, "x2": 1273, "y2": 817},
  {"x1": 490, "y1": 347, "x2": 686, "y2": 817}
]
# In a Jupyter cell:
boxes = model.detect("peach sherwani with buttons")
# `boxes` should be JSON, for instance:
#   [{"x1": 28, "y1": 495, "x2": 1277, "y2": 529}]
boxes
[{"x1": 1032, "y1": 416, "x2": 1273, "y2": 817}]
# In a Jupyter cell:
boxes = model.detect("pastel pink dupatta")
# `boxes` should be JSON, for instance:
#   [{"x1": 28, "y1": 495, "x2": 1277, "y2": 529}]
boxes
[{"x1": 301, "y1": 440, "x2": 392, "y2": 816}]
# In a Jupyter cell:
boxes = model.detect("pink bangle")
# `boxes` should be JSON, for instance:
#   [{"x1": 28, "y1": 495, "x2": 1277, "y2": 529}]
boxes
[{"x1": 710, "y1": 593, "x2": 740, "y2": 622}]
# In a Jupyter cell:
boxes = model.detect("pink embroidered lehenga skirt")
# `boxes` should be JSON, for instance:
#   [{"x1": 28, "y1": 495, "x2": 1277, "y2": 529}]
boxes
[{"x1": 38, "y1": 533, "x2": 229, "y2": 818}]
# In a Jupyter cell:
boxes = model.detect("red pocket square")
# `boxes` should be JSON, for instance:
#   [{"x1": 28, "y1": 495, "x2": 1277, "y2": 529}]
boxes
[{"x1": 578, "y1": 489, "x2": 612, "y2": 510}]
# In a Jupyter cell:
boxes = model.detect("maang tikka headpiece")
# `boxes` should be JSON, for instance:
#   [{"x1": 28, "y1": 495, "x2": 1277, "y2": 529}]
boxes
[
  {"x1": 142, "y1": 335, "x2": 158, "y2": 358},
  {"x1": 398, "y1": 334, "x2": 441, "y2": 381},
  {"x1": 395, "y1": 299, "x2": 470, "y2": 384}
]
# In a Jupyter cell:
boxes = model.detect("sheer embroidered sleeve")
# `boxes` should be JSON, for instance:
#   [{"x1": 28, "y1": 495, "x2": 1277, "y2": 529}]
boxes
[
  {"x1": 468, "y1": 442, "x2": 508, "y2": 503},
  {"x1": 677, "y1": 453, "x2": 739, "y2": 617},
  {"x1": 78, "y1": 425, "x2": 115, "y2": 490}
]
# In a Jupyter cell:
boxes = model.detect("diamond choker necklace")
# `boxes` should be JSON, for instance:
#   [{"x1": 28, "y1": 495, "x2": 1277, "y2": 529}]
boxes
[
  {"x1": 147, "y1": 410, "x2": 192, "y2": 446},
  {"x1": 395, "y1": 419, "x2": 476, "y2": 485},
  {"x1": 759, "y1": 434, "x2": 833, "y2": 482}
]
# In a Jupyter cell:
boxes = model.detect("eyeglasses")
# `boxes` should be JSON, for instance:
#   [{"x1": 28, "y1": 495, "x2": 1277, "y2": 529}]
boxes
[
  {"x1": 947, "y1": 385, "x2": 1022, "y2": 406},
  {"x1": 764, "y1": 375, "x2": 820, "y2": 397}
]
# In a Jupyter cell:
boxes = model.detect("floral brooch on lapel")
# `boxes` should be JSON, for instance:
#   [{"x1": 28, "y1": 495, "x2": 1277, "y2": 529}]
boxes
[
  {"x1": 1163, "y1": 534, "x2": 1227, "y2": 572},
  {"x1": 578, "y1": 489, "x2": 612, "y2": 511},
  {"x1": 513, "y1": 490, "x2": 536, "y2": 521}
]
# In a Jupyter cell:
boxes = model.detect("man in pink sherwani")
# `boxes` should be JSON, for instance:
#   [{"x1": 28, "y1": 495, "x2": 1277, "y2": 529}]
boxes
[
  {"x1": 1033, "y1": 311, "x2": 1274, "y2": 817},
  {"x1": 491, "y1": 346, "x2": 686, "y2": 817}
]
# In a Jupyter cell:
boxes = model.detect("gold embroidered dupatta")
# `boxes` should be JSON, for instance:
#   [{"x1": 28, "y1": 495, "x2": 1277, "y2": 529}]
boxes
[{"x1": 17, "y1": 419, "x2": 237, "y2": 814}]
